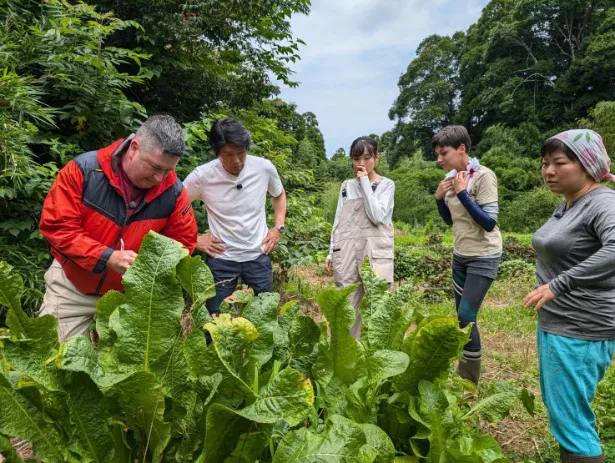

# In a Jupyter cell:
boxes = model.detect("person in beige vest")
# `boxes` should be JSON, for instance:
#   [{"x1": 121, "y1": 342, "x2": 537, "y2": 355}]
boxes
[
  {"x1": 325, "y1": 136, "x2": 395, "y2": 338},
  {"x1": 433, "y1": 125, "x2": 502, "y2": 388}
]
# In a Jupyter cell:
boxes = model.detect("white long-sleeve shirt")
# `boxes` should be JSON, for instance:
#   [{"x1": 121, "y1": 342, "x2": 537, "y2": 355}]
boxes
[{"x1": 328, "y1": 176, "x2": 395, "y2": 259}]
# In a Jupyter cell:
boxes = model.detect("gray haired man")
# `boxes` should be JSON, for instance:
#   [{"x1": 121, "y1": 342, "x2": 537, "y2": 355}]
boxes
[{"x1": 39, "y1": 115, "x2": 198, "y2": 341}]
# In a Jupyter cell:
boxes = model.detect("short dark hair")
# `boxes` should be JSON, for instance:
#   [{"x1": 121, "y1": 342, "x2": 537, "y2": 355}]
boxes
[
  {"x1": 432, "y1": 125, "x2": 471, "y2": 152},
  {"x1": 209, "y1": 117, "x2": 251, "y2": 156},
  {"x1": 350, "y1": 136, "x2": 378, "y2": 159},
  {"x1": 541, "y1": 137, "x2": 578, "y2": 161},
  {"x1": 136, "y1": 114, "x2": 185, "y2": 157}
]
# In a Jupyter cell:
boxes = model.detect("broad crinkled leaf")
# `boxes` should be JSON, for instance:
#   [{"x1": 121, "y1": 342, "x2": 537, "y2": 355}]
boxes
[
  {"x1": 176, "y1": 255, "x2": 215, "y2": 313},
  {"x1": 359, "y1": 423, "x2": 396, "y2": 462},
  {"x1": 313, "y1": 285, "x2": 360, "y2": 386},
  {"x1": 393, "y1": 316, "x2": 468, "y2": 395},
  {"x1": 408, "y1": 381, "x2": 455, "y2": 463},
  {"x1": 464, "y1": 389, "x2": 521, "y2": 423},
  {"x1": 237, "y1": 368, "x2": 313, "y2": 426},
  {"x1": 367, "y1": 350, "x2": 410, "y2": 384},
  {"x1": 448, "y1": 435, "x2": 505, "y2": 463},
  {"x1": 103, "y1": 370, "x2": 171, "y2": 460},
  {"x1": 109, "y1": 232, "x2": 188, "y2": 371},
  {"x1": 368, "y1": 285, "x2": 416, "y2": 351},
  {"x1": 203, "y1": 403, "x2": 272, "y2": 463},
  {"x1": 64, "y1": 372, "x2": 118, "y2": 463},
  {"x1": 272, "y1": 414, "x2": 374, "y2": 463},
  {"x1": 289, "y1": 315, "x2": 320, "y2": 358},
  {"x1": 95, "y1": 290, "x2": 125, "y2": 355},
  {"x1": 0, "y1": 262, "x2": 60, "y2": 391},
  {"x1": 150, "y1": 334, "x2": 190, "y2": 399},
  {"x1": 0, "y1": 372, "x2": 65, "y2": 463},
  {"x1": 358, "y1": 259, "x2": 390, "y2": 341},
  {"x1": 242, "y1": 292, "x2": 280, "y2": 369},
  {"x1": 203, "y1": 314, "x2": 258, "y2": 399},
  {"x1": 54, "y1": 335, "x2": 130, "y2": 388},
  {"x1": 272, "y1": 300, "x2": 301, "y2": 363}
]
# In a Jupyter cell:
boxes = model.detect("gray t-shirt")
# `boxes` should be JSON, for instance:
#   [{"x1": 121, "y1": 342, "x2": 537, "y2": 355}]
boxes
[{"x1": 533, "y1": 187, "x2": 615, "y2": 341}]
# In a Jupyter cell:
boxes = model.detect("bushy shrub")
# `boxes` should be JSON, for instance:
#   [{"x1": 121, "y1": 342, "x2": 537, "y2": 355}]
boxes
[{"x1": 499, "y1": 187, "x2": 561, "y2": 233}]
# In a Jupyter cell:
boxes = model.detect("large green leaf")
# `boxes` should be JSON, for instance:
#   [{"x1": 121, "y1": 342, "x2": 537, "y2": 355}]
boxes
[
  {"x1": 464, "y1": 383, "x2": 525, "y2": 424},
  {"x1": 448, "y1": 435, "x2": 506, "y2": 463},
  {"x1": 367, "y1": 285, "x2": 416, "y2": 352},
  {"x1": 237, "y1": 368, "x2": 313, "y2": 426},
  {"x1": 344, "y1": 351, "x2": 409, "y2": 424},
  {"x1": 242, "y1": 293, "x2": 280, "y2": 369},
  {"x1": 176, "y1": 255, "x2": 215, "y2": 314},
  {"x1": 358, "y1": 259, "x2": 391, "y2": 341},
  {"x1": 359, "y1": 423, "x2": 396, "y2": 463},
  {"x1": 313, "y1": 285, "x2": 360, "y2": 386},
  {"x1": 0, "y1": 373, "x2": 65, "y2": 463},
  {"x1": 272, "y1": 414, "x2": 376, "y2": 463},
  {"x1": 109, "y1": 232, "x2": 188, "y2": 371},
  {"x1": 202, "y1": 403, "x2": 272, "y2": 463},
  {"x1": 103, "y1": 370, "x2": 171, "y2": 460},
  {"x1": 288, "y1": 315, "x2": 320, "y2": 358},
  {"x1": 203, "y1": 314, "x2": 259, "y2": 398},
  {"x1": 64, "y1": 372, "x2": 118, "y2": 463},
  {"x1": 367, "y1": 350, "x2": 410, "y2": 385},
  {"x1": 94, "y1": 290, "x2": 125, "y2": 360},
  {"x1": 408, "y1": 381, "x2": 455, "y2": 463},
  {"x1": 53, "y1": 335, "x2": 130, "y2": 389},
  {"x1": 0, "y1": 262, "x2": 60, "y2": 392},
  {"x1": 272, "y1": 300, "x2": 301, "y2": 363},
  {"x1": 393, "y1": 316, "x2": 468, "y2": 395},
  {"x1": 150, "y1": 333, "x2": 190, "y2": 399}
]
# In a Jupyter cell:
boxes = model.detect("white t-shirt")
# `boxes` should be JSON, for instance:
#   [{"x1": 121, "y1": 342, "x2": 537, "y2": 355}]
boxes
[
  {"x1": 183, "y1": 155, "x2": 284, "y2": 262},
  {"x1": 328, "y1": 176, "x2": 395, "y2": 259}
]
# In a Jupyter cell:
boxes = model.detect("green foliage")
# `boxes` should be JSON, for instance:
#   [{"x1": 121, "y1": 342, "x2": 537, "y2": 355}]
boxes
[
  {"x1": 0, "y1": 234, "x2": 534, "y2": 462},
  {"x1": 0, "y1": 0, "x2": 150, "y2": 317},
  {"x1": 388, "y1": 33, "x2": 465, "y2": 163},
  {"x1": 499, "y1": 187, "x2": 561, "y2": 233},
  {"x1": 87, "y1": 0, "x2": 311, "y2": 121},
  {"x1": 594, "y1": 365, "x2": 615, "y2": 461},
  {"x1": 580, "y1": 100, "x2": 615, "y2": 151}
]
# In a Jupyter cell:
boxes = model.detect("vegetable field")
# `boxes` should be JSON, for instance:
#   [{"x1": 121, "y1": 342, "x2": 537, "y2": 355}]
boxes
[{"x1": 0, "y1": 232, "x2": 535, "y2": 462}]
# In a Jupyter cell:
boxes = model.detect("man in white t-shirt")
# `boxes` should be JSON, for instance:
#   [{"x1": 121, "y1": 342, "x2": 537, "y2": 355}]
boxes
[{"x1": 183, "y1": 117, "x2": 286, "y2": 314}]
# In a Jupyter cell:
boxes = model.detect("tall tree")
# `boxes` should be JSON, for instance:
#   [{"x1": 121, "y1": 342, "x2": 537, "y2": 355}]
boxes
[
  {"x1": 388, "y1": 33, "x2": 465, "y2": 162},
  {"x1": 89, "y1": 0, "x2": 311, "y2": 121}
]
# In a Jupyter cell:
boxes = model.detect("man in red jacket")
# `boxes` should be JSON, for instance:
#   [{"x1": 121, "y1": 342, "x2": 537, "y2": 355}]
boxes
[{"x1": 39, "y1": 115, "x2": 197, "y2": 341}]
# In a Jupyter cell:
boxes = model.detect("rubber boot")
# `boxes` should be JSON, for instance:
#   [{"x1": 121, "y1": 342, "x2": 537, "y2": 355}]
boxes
[
  {"x1": 457, "y1": 355, "x2": 481, "y2": 386},
  {"x1": 560, "y1": 447, "x2": 605, "y2": 463}
]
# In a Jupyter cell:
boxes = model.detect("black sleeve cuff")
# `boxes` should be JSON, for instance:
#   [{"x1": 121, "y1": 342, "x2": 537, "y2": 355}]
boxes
[{"x1": 94, "y1": 247, "x2": 114, "y2": 274}]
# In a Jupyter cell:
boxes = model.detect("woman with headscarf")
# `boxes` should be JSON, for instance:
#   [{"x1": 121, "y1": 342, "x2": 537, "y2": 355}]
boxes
[{"x1": 524, "y1": 129, "x2": 615, "y2": 463}]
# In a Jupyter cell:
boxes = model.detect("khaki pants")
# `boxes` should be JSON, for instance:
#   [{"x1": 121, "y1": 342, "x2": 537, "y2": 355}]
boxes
[{"x1": 38, "y1": 260, "x2": 100, "y2": 342}]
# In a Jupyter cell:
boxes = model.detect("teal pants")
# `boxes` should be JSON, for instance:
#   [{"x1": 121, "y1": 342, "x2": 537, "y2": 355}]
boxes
[{"x1": 537, "y1": 327, "x2": 615, "y2": 456}]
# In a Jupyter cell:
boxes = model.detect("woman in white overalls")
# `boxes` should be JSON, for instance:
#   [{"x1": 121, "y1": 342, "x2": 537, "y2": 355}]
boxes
[{"x1": 325, "y1": 136, "x2": 395, "y2": 338}]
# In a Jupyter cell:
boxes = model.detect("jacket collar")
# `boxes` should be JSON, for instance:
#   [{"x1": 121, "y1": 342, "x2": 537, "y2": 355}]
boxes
[{"x1": 97, "y1": 137, "x2": 178, "y2": 203}]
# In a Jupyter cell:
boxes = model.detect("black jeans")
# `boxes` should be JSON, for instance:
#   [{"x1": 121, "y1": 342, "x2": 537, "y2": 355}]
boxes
[{"x1": 205, "y1": 254, "x2": 273, "y2": 315}]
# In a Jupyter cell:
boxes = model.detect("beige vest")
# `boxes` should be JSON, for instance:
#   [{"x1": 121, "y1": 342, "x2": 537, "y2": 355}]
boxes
[
  {"x1": 445, "y1": 167, "x2": 502, "y2": 257},
  {"x1": 331, "y1": 181, "x2": 394, "y2": 285}
]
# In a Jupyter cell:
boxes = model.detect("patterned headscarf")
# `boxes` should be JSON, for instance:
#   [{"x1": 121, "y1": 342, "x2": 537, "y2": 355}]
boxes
[{"x1": 550, "y1": 129, "x2": 615, "y2": 182}]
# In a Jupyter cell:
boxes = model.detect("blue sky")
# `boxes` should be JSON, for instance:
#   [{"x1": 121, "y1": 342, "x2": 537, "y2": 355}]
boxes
[{"x1": 278, "y1": 0, "x2": 490, "y2": 157}]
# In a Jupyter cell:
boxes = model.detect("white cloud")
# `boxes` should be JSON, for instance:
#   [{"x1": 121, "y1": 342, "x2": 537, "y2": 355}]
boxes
[{"x1": 278, "y1": 0, "x2": 489, "y2": 156}]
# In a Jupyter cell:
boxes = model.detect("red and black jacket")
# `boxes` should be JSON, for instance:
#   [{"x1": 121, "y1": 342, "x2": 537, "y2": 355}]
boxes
[{"x1": 39, "y1": 138, "x2": 198, "y2": 295}]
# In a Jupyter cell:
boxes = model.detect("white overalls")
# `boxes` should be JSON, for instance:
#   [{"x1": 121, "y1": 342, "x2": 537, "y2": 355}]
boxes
[{"x1": 331, "y1": 180, "x2": 394, "y2": 337}]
